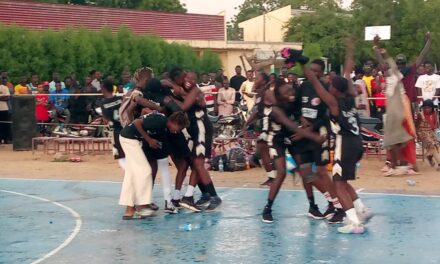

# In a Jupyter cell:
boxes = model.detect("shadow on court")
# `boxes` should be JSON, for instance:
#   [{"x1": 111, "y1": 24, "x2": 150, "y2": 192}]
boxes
[{"x1": 1, "y1": 178, "x2": 440, "y2": 264}]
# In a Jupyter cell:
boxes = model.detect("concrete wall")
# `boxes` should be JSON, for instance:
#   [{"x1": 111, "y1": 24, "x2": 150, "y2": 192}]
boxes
[{"x1": 238, "y1": 5, "x2": 292, "y2": 42}]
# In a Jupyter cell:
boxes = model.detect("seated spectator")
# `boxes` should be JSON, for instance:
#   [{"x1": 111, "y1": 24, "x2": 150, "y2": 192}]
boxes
[
  {"x1": 15, "y1": 75, "x2": 30, "y2": 95},
  {"x1": 217, "y1": 77, "x2": 235, "y2": 116},
  {"x1": 49, "y1": 81, "x2": 70, "y2": 133},
  {"x1": 28, "y1": 74, "x2": 39, "y2": 94},
  {"x1": 35, "y1": 83, "x2": 49, "y2": 122},
  {"x1": 416, "y1": 100, "x2": 440, "y2": 170},
  {"x1": 69, "y1": 86, "x2": 89, "y2": 124}
]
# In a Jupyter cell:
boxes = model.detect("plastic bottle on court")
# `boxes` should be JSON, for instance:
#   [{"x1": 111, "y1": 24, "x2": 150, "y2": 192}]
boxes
[
  {"x1": 219, "y1": 158, "x2": 224, "y2": 172},
  {"x1": 406, "y1": 179, "x2": 416, "y2": 186},
  {"x1": 245, "y1": 155, "x2": 250, "y2": 170},
  {"x1": 179, "y1": 223, "x2": 200, "y2": 231}
]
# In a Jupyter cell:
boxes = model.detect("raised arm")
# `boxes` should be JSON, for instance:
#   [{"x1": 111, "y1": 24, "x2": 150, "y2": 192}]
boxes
[
  {"x1": 415, "y1": 32, "x2": 433, "y2": 67},
  {"x1": 373, "y1": 35, "x2": 386, "y2": 69},
  {"x1": 343, "y1": 37, "x2": 357, "y2": 97},
  {"x1": 301, "y1": 65, "x2": 339, "y2": 117}
]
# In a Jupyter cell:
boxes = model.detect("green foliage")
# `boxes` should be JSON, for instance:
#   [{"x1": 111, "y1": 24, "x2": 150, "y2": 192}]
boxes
[
  {"x1": 32, "y1": 0, "x2": 186, "y2": 13},
  {"x1": 0, "y1": 25, "x2": 221, "y2": 83}
]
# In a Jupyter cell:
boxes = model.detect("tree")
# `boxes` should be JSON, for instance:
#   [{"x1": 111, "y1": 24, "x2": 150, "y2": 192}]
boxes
[{"x1": 32, "y1": 0, "x2": 186, "y2": 13}]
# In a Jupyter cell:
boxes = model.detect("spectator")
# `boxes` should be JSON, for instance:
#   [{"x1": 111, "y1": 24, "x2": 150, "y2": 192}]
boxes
[
  {"x1": 0, "y1": 77, "x2": 10, "y2": 144},
  {"x1": 116, "y1": 82, "x2": 125, "y2": 97},
  {"x1": 239, "y1": 70, "x2": 255, "y2": 115},
  {"x1": 14, "y1": 75, "x2": 30, "y2": 95},
  {"x1": 49, "y1": 81, "x2": 70, "y2": 133},
  {"x1": 35, "y1": 83, "x2": 49, "y2": 122},
  {"x1": 229, "y1": 65, "x2": 247, "y2": 102},
  {"x1": 353, "y1": 68, "x2": 370, "y2": 117},
  {"x1": 269, "y1": 73, "x2": 277, "y2": 90},
  {"x1": 69, "y1": 85, "x2": 89, "y2": 124},
  {"x1": 121, "y1": 71, "x2": 133, "y2": 93},
  {"x1": 49, "y1": 72, "x2": 65, "y2": 92},
  {"x1": 279, "y1": 66, "x2": 289, "y2": 83},
  {"x1": 416, "y1": 99, "x2": 440, "y2": 170},
  {"x1": 362, "y1": 65, "x2": 374, "y2": 98},
  {"x1": 69, "y1": 72, "x2": 81, "y2": 89},
  {"x1": 90, "y1": 70, "x2": 102, "y2": 91},
  {"x1": 216, "y1": 68, "x2": 225, "y2": 79},
  {"x1": 198, "y1": 73, "x2": 217, "y2": 114},
  {"x1": 217, "y1": 76, "x2": 235, "y2": 116},
  {"x1": 65, "y1": 76, "x2": 74, "y2": 94},
  {"x1": 371, "y1": 73, "x2": 386, "y2": 121},
  {"x1": 416, "y1": 61, "x2": 440, "y2": 105},
  {"x1": 28, "y1": 74, "x2": 39, "y2": 94},
  {"x1": 106, "y1": 75, "x2": 118, "y2": 93},
  {"x1": 84, "y1": 76, "x2": 97, "y2": 94},
  {"x1": 287, "y1": 73, "x2": 298, "y2": 87}
]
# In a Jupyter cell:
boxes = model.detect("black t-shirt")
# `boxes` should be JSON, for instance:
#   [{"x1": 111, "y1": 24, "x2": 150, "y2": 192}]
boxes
[
  {"x1": 121, "y1": 112, "x2": 167, "y2": 140},
  {"x1": 143, "y1": 78, "x2": 172, "y2": 105},
  {"x1": 69, "y1": 94, "x2": 89, "y2": 123},
  {"x1": 330, "y1": 97, "x2": 361, "y2": 138},
  {"x1": 230, "y1": 75, "x2": 247, "y2": 101},
  {"x1": 294, "y1": 80, "x2": 329, "y2": 131},
  {"x1": 101, "y1": 96, "x2": 123, "y2": 129}
]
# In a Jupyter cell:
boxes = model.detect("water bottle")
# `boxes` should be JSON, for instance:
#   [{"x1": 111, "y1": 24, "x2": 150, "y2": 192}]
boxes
[
  {"x1": 245, "y1": 155, "x2": 250, "y2": 170},
  {"x1": 219, "y1": 158, "x2": 224, "y2": 172},
  {"x1": 179, "y1": 223, "x2": 200, "y2": 231},
  {"x1": 406, "y1": 179, "x2": 416, "y2": 186}
]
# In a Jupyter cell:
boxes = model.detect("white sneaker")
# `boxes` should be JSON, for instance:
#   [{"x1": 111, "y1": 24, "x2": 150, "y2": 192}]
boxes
[
  {"x1": 136, "y1": 208, "x2": 155, "y2": 217},
  {"x1": 358, "y1": 208, "x2": 374, "y2": 224},
  {"x1": 337, "y1": 223, "x2": 366, "y2": 234}
]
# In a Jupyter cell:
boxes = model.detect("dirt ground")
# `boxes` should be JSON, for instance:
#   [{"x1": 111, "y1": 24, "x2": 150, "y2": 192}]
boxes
[{"x1": 1, "y1": 144, "x2": 439, "y2": 195}]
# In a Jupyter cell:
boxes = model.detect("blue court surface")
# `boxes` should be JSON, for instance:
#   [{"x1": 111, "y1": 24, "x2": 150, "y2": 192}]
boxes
[{"x1": 1, "y1": 178, "x2": 440, "y2": 264}]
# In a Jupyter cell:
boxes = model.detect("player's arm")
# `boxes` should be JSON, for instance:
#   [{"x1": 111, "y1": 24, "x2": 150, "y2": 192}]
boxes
[
  {"x1": 133, "y1": 118, "x2": 160, "y2": 149},
  {"x1": 343, "y1": 37, "x2": 357, "y2": 97},
  {"x1": 415, "y1": 32, "x2": 432, "y2": 67},
  {"x1": 134, "y1": 96, "x2": 164, "y2": 112},
  {"x1": 170, "y1": 86, "x2": 199, "y2": 111},
  {"x1": 301, "y1": 65, "x2": 339, "y2": 117}
]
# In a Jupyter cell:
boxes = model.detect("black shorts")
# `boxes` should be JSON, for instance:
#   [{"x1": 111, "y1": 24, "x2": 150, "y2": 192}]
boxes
[
  {"x1": 167, "y1": 132, "x2": 191, "y2": 159},
  {"x1": 142, "y1": 139, "x2": 169, "y2": 160},
  {"x1": 187, "y1": 115, "x2": 213, "y2": 158},
  {"x1": 112, "y1": 127, "x2": 125, "y2": 159},
  {"x1": 332, "y1": 135, "x2": 363, "y2": 181}
]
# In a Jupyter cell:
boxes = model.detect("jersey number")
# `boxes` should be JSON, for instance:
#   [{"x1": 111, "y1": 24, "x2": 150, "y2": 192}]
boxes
[{"x1": 348, "y1": 117, "x2": 359, "y2": 135}]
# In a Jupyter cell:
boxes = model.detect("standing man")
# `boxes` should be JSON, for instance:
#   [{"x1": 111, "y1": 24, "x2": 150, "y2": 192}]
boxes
[
  {"x1": 198, "y1": 73, "x2": 217, "y2": 114},
  {"x1": 240, "y1": 70, "x2": 255, "y2": 115},
  {"x1": 28, "y1": 74, "x2": 39, "y2": 94},
  {"x1": 14, "y1": 76, "x2": 30, "y2": 95},
  {"x1": 279, "y1": 66, "x2": 289, "y2": 83},
  {"x1": 416, "y1": 61, "x2": 440, "y2": 105},
  {"x1": 90, "y1": 70, "x2": 102, "y2": 92},
  {"x1": 0, "y1": 77, "x2": 10, "y2": 144},
  {"x1": 49, "y1": 81, "x2": 70, "y2": 134},
  {"x1": 49, "y1": 72, "x2": 65, "y2": 92},
  {"x1": 121, "y1": 71, "x2": 133, "y2": 94},
  {"x1": 397, "y1": 32, "x2": 432, "y2": 107},
  {"x1": 229, "y1": 65, "x2": 247, "y2": 103}
]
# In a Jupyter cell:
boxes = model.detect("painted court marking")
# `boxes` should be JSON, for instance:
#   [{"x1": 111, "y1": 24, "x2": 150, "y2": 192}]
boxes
[
  {"x1": 1, "y1": 177, "x2": 440, "y2": 198},
  {"x1": 0, "y1": 189, "x2": 82, "y2": 264}
]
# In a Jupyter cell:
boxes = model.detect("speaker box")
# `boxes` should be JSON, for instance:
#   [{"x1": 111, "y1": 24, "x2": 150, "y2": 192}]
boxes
[{"x1": 12, "y1": 95, "x2": 36, "y2": 151}]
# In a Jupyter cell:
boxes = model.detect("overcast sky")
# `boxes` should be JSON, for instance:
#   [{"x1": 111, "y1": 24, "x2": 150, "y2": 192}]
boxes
[{"x1": 181, "y1": 0, "x2": 353, "y2": 21}]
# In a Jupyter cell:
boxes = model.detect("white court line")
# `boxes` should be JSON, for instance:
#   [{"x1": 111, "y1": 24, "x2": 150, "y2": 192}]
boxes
[
  {"x1": 1, "y1": 177, "x2": 440, "y2": 198},
  {"x1": 0, "y1": 189, "x2": 82, "y2": 264}
]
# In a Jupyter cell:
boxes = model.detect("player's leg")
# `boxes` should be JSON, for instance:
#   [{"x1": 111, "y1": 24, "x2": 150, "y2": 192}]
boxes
[{"x1": 258, "y1": 141, "x2": 276, "y2": 186}]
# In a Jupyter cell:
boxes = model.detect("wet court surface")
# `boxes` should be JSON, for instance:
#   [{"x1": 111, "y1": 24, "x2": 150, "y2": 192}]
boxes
[{"x1": 1, "y1": 178, "x2": 440, "y2": 264}]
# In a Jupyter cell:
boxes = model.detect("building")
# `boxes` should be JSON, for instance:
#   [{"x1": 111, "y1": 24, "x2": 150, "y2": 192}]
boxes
[
  {"x1": 0, "y1": 1, "x2": 301, "y2": 76},
  {"x1": 239, "y1": 5, "x2": 315, "y2": 43}
]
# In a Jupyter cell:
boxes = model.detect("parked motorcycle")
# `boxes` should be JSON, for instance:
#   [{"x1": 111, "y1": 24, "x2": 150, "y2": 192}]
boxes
[{"x1": 209, "y1": 104, "x2": 246, "y2": 138}]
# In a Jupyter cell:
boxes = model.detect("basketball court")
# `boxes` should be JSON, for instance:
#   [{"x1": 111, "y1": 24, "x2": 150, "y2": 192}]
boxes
[{"x1": 1, "y1": 178, "x2": 440, "y2": 264}]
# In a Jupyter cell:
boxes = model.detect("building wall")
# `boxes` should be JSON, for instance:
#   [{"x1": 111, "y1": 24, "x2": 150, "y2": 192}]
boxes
[{"x1": 238, "y1": 5, "x2": 292, "y2": 42}]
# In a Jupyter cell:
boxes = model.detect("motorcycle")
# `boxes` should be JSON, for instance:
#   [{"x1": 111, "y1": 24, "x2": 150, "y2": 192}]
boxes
[{"x1": 209, "y1": 103, "x2": 247, "y2": 138}]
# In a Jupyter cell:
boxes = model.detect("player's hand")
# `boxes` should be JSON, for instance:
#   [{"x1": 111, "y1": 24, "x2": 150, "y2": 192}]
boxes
[
  {"x1": 147, "y1": 138, "x2": 161, "y2": 149},
  {"x1": 160, "y1": 79, "x2": 173, "y2": 88},
  {"x1": 425, "y1": 32, "x2": 432, "y2": 42},
  {"x1": 300, "y1": 117, "x2": 311, "y2": 128},
  {"x1": 373, "y1": 35, "x2": 380, "y2": 46}
]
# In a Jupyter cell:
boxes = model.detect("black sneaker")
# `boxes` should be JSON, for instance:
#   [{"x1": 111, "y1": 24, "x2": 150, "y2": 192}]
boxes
[
  {"x1": 262, "y1": 206, "x2": 273, "y2": 223},
  {"x1": 323, "y1": 203, "x2": 336, "y2": 219},
  {"x1": 205, "y1": 196, "x2": 222, "y2": 211},
  {"x1": 146, "y1": 203, "x2": 159, "y2": 211},
  {"x1": 179, "y1": 196, "x2": 202, "y2": 212},
  {"x1": 328, "y1": 209, "x2": 346, "y2": 224},
  {"x1": 195, "y1": 193, "x2": 211, "y2": 207},
  {"x1": 171, "y1": 199, "x2": 181, "y2": 209},
  {"x1": 308, "y1": 204, "x2": 325, "y2": 220},
  {"x1": 164, "y1": 201, "x2": 178, "y2": 214},
  {"x1": 260, "y1": 178, "x2": 274, "y2": 187}
]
